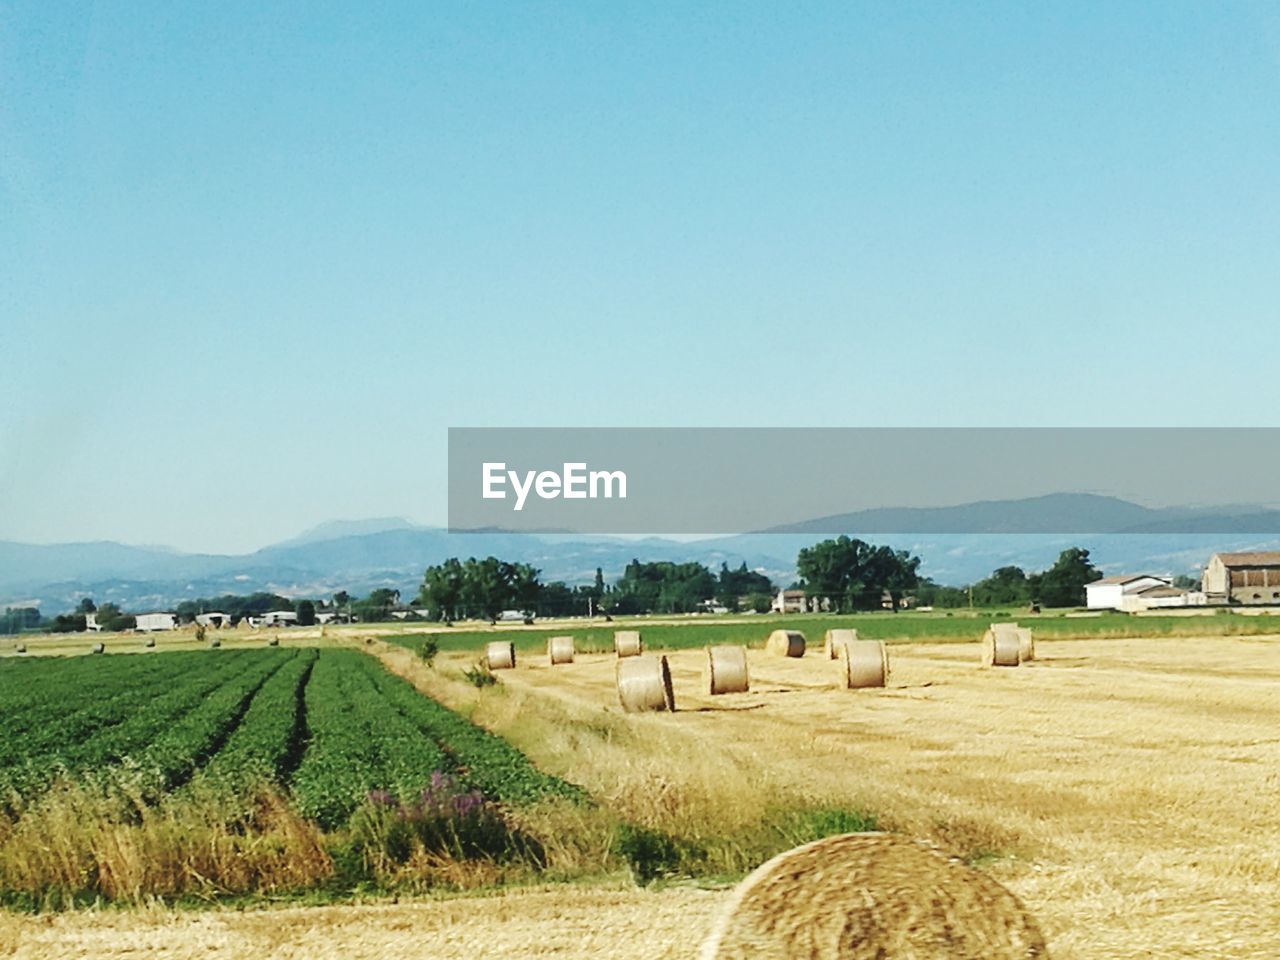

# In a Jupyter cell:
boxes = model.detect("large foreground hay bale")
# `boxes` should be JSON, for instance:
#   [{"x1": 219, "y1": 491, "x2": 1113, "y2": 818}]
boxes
[
  {"x1": 1016, "y1": 626, "x2": 1035, "y2": 661},
  {"x1": 982, "y1": 624, "x2": 1022, "y2": 667},
  {"x1": 616, "y1": 655, "x2": 675, "y2": 712},
  {"x1": 700, "y1": 832, "x2": 1049, "y2": 960},
  {"x1": 823, "y1": 628, "x2": 858, "y2": 659},
  {"x1": 839, "y1": 639, "x2": 888, "y2": 689},
  {"x1": 614, "y1": 630, "x2": 643, "y2": 657},
  {"x1": 706, "y1": 645, "x2": 750, "y2": 695},
  {"x1": 485, "y1": 641, "x2": 516, "y2": 670},
  {"x1": 766, "y1": 630, "x2": 805, "y2": 658},
  {"x1": 547, "y1": 635, "x2": 575, "y2": 665}
]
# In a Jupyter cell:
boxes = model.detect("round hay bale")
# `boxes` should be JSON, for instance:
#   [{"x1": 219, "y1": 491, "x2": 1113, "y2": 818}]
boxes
[
  {"x1": 766, "y1": 630, "x2": 805, "y2": 658},
  {"x1": 823, "y1": 628, "x2": 858, "y2": 660},
  {"x1": 91, "y1": 642, "x2": 105, "y2": 655},
  {"x1": 268, "y1": 636, "x2": 279, "y2": 647},
  {"x1": 616, "y1": 655, "x2": 675, "y2": 713},
  {"x1": 547, "y1": 635, "x2": 575, "y2": 665},
  {"x1": 982, "y1": 625, "x2": 1022, "y2": 667},
  {"x1": 209, "y1": 638, "x2": 221, "y2": 649},
  {"x1": 839, "y1": 639, "x2": 888, "y2": 689},
  {"x1": 706, "y1": 645, "x2": 750, "y2": 695},
  {"x1": 485, "y1": 640, "x2": 516, "y2": 670},
  {"x1": 700, "y1": 832, "x2": 1048, "y2": 960},
  {"x1": 1016, "y1": 627, "x2": 1035, "y2": 662},
  {"x1": 15, "y1": 643, "x2": 26, "y2": 654},
  {"x1": 614, "y1": 630, "x2": 643, "y2": 658}
]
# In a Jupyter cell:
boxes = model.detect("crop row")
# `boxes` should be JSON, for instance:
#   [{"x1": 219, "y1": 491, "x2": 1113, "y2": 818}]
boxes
[{"x1": 291, "y1": 650, "x2": 450, "y2": 828}]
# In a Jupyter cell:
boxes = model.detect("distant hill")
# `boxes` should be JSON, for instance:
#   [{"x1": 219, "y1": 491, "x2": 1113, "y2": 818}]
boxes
[
  {"x1": 765, "y1": 493, "x2": 1280, "y2": 535},
  {"x1": 5, "y1": 494, "x2": 1280, "y2": 611}
]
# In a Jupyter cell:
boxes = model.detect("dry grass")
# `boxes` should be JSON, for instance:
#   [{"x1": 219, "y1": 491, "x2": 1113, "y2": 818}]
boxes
[
  {"x1": 0, "y1": 885, "x2": 723, "y2": 960},
  {"x1": 369, "y1": 633, "x2": 1280, "y2": 959},
  {"x1": 0, "y1": 782, "x2": 331, "y2": 908}
]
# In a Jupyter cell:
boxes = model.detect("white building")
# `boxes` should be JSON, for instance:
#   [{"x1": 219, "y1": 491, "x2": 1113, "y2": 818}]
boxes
[
  {"x1": 195, "y1": 612, "x2": 231, "y2": 628},
  {"x1": 1085, "y1": 575, "x2": 1172, "y2": 611},
  {"x1": 260, "y1": 610, "x2": 298, "y2": 627},
  {"x1": 135, "y1": 612, "x2": 178, "y2": 632}
]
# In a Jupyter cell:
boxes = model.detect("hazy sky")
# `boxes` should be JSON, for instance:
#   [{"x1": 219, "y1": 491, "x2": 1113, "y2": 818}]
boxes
[{"x1": 3, "y1": 2, "x2": 1279, "y2": 553}]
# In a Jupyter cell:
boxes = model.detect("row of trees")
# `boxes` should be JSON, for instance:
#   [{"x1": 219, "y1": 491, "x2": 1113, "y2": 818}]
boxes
[
  {"x1": 1, "y1": 543, "x2": 1114, "y2": 634},
  {"x1": 414, "y1": 557, "x2": 779, "y2": 620}
]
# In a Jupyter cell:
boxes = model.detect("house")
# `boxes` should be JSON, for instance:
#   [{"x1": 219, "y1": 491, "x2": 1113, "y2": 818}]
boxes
[
  {"x1": 135, "y1": 612, "x2": 178, "y2": 632},
  {"x1": 195, "y1": 612, "x2": 231, "y2": 628},
  {"x1": 1085, "y1": 575, "x2": 1173, "y2": 610},
  {"x1": 1202, "y1": 551, "x2": 1280, "y2": 605},
  {"x1": 85, "y1": 613, "x2": 101, "y2": 632},
  {"x1": 770, "y1": 589, "x2": 830, "y2": 613},
  {"x1": 259, "y1": 610, "x2": 298, "y2": 627}
]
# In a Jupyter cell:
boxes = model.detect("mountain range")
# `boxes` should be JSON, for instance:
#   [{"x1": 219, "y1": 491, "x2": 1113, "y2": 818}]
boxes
[{"x1": 4, "y1": 495, "x2": 1279, "y2": 612}]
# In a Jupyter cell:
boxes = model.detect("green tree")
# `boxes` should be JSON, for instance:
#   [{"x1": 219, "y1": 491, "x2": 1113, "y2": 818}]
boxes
[
  {"x1": 970, "y1": 566, "x2": 1031, "y2": 606},
  {"x1": 1035, "y1": 547, "x2": 1100, "y2": 608},
  {"x1": 296, "y1": 599, "x2": 316, "y2": 626},
  {"x1": 76, "y1": 597, "x2": 97, "y2": 614},
  {"x1": 795, "y1": 536, "x2": 921, "y2": 612}
]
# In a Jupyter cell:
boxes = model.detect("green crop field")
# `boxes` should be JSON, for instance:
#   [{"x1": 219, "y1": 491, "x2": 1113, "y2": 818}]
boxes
[
  {"x1": 381, "y1": 607, "x2": 1279, "y2": 658},
  {"x1": 0, "y1": 646, "x2": 583, "y2": 907}
]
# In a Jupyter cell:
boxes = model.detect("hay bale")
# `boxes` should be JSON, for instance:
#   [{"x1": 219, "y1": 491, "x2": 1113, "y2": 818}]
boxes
[
  {"x1": 547, "y1": 635, "x2": 575, "y2": 665},
  {"x1": 485, "y1": 640, "x2": 516, "y2": 670},
  {"x1": 700, "y1": 832, "x2": 1048, "y2": 960},
  {"x1": 209, "y1": 638, "x2": 221, "y2": 649},
  {"x1": 982, "y1": 624, "x2": 1022, "y2": 667},
  {"x1": 91, "y1": 642, "x2": 105, "y2": 655},
  {"x1": 766, "y1": 630, "x2": 805, "y2": 658},
  {"x1": 839, "y1": 639, "x2": 888, "y2": 689},
  {"x1": 1016, "y1": 626, "x2": 1035, "y2": 662},
  {"x1": 706, "y1": 645, "x2": 750, "y2": 695},
  {"x1": 614, "y1": 630, "x2": 643, "y2": 658},
  {"x1": 616, "y1": 655, "x2": 675, "y2": 712},
  {"x1": 268, "y1": 636, "x2": 279, "y2": 647},
  {"x1": 144, "y1": 636, "x2": 156, "y2": 648},
  {"x1": 15, "y1": 643, "x2": 26, "y2": 654},
  {"x1": 823, "y1": 628, "x2": 858, "y2": 659}
]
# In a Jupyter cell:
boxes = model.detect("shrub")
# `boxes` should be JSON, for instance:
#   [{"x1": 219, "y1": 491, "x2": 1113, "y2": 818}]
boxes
[
  {"x1": 462, "y1": 663, "x2": 498, "y2": 688},
  {"x1": 419, "y1": 637, "x2": 440, "y2": 666},
  {"x1": 615, "y1": 823, "x2": 683, "y2": 885}
]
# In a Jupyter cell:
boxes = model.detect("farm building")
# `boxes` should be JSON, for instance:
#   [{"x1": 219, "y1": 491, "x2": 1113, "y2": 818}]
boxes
[
  {"x1": 771, "y1": 589, "x2": 831, "y2": 613},
  {"x1": 260, "y1": 610, "x2": 298, "y2": 627},
  {"x1": 1086, "y1": 575, "x2": 1173, "y2": 610},
  {"x1": 1086, "y1": 575, "x2": 1201, "y2": 612},
  {"x1": 194, "y1": 612, "x2": 231, "y2": 628},
  {"x1": 1202, "y1": 551, "x2": 1280, "y2": 605},
  {"x1": 135, "y1": 612, "x2": 178, "y2": 632}
]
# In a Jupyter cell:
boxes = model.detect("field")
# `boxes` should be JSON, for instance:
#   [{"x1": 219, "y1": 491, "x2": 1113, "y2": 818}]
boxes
[
  {"x1": 2, "y1": 620, "x2": 1279, "y2": 958},
  {"x1": 0, "y1": 645, "x2": 582, "y2": 907}
]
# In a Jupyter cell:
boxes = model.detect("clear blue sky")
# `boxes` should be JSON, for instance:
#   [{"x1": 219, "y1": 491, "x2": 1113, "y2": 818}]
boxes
[{"x1": 3, "y1": 2, "x2": 1279, "y2": 552}]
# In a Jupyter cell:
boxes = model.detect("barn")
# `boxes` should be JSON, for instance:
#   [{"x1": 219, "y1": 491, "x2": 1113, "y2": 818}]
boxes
[{"x1": 1202, "y1": 552, "x2": 1280, "y2": 605}]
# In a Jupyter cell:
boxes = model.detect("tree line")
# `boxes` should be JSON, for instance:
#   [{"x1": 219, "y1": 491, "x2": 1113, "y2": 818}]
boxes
[{"x1": 2, "y1": 540, "x2": 1110, "y2": 634}]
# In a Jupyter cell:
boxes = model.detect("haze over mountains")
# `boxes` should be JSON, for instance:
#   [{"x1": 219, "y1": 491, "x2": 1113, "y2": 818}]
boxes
[{"x1": 3, "y1": 495, "x2": 1279, "y2": 612}]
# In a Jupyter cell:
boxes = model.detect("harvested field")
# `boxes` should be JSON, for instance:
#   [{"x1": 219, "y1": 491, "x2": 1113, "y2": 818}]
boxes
[{"x1": 365, "y1": 633, "x2": 1280, "y2": 960}]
